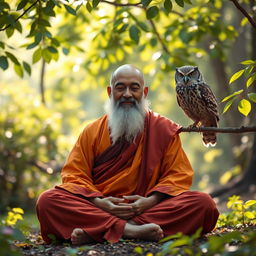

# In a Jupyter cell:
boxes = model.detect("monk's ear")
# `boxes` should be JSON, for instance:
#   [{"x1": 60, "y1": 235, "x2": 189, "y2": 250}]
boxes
[
  {"x1": 143, "y1": 86, "x2": 149, "y2": 97},
  {"x1": 107, "y1": 86, "x2": 112, "y2": 97}
]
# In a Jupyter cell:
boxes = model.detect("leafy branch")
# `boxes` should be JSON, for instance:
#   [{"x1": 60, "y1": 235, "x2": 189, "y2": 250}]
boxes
[
  {"x1": 180, "y1": 126, "x2": 256, "y2": 133},
  {"x1": 0, "y1": 0, "x2": 40, "y2": 32},
  {"x1": 230, "y1": 0, "x2": 256, "y2": 30}
]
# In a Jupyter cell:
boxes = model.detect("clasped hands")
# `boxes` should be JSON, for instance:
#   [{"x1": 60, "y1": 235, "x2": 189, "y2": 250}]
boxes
[{"x1": 90, "y1": 194, "x2": 161, "y2": 220}]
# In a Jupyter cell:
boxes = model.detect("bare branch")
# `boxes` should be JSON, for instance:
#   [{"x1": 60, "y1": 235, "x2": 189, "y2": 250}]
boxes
[
  {"x1": 180, "y1": 126, "x2": 256, "y2": 133},
  {"x1": 0, "y1": 0, "x2": 40, "y2": 31},
  {"x1": 29, "y1": 159, "x2": 62, "y2": 174},
  {"x1": 230, "y1": 0, "x2": 256, "y2": 30}
]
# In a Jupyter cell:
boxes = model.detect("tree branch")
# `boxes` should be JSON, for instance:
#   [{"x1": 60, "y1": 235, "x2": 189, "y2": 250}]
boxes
[
  {"x1": 230, "y1": 0, "x2": 256, "y2": 30},
  {"x1": 29, "y1": 159, "x2": 62, "y2": 174},
  {"x1": 0, "y1": 0, "x2": 40, "y2": 31},
  {"x1": 147, "y1": 18, "x2": 170, "y2": 55},
  {"x1": 180, "y1": 126, "x2": 256, "y2": 133},
  {"x1": 101, "y1": 0, "x2": 141, "y2": 7}
]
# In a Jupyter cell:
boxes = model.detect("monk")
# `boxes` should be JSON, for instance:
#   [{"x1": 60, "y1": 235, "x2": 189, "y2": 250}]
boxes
[{"x1": 36, "y1": 64, "x2": 219, "y2": 245}]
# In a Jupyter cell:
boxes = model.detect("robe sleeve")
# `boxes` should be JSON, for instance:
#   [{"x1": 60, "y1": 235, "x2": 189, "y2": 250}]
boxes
[
  {"x1": 146, "y1": 134, "x2": 193, "y2": 197},
  {"x1": 57, "y1": 126, "x2": 103, "y2": 198}
]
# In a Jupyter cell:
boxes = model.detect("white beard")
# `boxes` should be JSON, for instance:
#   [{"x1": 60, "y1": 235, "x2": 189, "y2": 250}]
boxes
[{"x1": 104, "y1": 96, "x2": 150, "y2": 144}]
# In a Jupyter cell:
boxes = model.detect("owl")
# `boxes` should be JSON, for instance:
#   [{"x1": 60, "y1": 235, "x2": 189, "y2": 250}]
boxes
[{"x1": 175, "y1": 65, "x2": 219, "y2": 147}]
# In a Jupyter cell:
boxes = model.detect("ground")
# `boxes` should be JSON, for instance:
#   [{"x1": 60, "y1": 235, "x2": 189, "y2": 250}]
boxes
[{"x1": 16, "y1": 225, "x2": 256, "y2": 256}]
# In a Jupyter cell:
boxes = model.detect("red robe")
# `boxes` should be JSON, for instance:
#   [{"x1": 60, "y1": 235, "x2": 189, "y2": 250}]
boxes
[{"x1": 36, "y1": 111, "x2": 219, "y2": 243}]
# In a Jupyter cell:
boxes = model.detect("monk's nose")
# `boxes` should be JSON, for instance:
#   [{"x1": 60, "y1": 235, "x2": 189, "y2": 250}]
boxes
[{"x1": 123, "y1": 88, "x2": 132, "y2": 98}]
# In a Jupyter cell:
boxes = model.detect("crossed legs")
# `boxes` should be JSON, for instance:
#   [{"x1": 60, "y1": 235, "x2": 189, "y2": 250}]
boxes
[{"x1": 36, "y1": 188, "x2": 219, "y2": 245}]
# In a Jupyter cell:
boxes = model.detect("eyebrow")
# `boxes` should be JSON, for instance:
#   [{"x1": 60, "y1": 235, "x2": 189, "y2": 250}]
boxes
[{"x1": 114, "y1": 82, "x2": 141, "y2": 87}]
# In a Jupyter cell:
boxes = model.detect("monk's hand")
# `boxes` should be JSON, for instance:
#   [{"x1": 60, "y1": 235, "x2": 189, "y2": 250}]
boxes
[
  {"x1": 90, "y1": 197, "x2": 135, "y2": 220},
  {"x1": 122, "y1": 193, "x2": 166, "y2": 215}
]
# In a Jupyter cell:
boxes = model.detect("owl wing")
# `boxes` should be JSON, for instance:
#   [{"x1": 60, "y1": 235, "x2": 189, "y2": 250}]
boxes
[
  {"x1": 176, "y1": 95, "x2": 181, "y2": 107},
  {"x1": 198, "y1": 82, "x2": 219, "y2": 122}
]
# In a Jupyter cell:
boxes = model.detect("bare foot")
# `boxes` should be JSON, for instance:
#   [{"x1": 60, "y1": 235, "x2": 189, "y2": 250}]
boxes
[
  {"x1": 123, "y1": 223, "x2": 164, "y2": 241},
  {"x1": 71, "y1": 228, "x2": 93, "y2": 245}
]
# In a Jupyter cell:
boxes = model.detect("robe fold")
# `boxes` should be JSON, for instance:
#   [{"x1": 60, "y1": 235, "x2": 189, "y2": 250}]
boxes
[{"x1": 36, "y1": 110, "x2": 219, "y2": 243}]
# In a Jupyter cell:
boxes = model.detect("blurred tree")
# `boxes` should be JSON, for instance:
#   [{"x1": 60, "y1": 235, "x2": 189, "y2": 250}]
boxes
[{"x1": 0, "y1": 84, "x2": 65, "y2": 211}]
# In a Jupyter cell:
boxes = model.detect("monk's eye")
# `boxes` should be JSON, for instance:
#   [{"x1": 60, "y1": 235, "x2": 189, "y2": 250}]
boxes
[
  {"x1": 131, "y1": 86, "x2": 140, "y2": 91},
  {"x1": 115, "y1": 85, "x2": 125, "y2": 91}
]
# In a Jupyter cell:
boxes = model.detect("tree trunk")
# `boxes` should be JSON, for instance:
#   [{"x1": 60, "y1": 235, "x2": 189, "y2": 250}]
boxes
[{"x1": 210, "y1": 1, "x2": 256, "y2": 200}]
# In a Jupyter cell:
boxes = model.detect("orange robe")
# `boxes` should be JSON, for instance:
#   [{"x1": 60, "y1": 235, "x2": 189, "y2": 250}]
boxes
[
  {"x1": 36, "y1": 111, "x2": 219, "y2": 243},
  {"x1": 58, "y1": 111, "x2": 193, "y2": 198}
]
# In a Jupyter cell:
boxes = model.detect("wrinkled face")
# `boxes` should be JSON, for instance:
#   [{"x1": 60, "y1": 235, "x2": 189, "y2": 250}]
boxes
[
  {"x1": 107, "y1": 68, "x2": 148, "y2": 107},
  {"x1": 175, "y1": 66, "x2": 202, "y2": 85}
]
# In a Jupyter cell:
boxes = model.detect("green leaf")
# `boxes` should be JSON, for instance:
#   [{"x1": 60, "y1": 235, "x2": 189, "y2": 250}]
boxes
[
  {"x1": 64, "y1": 5, "x2": 77, "y2": 16},
  {"x1": 0, "y1": 56, "x2": 9, "y2": 70},
  {"x1": 44, "y1": 0, "x2": 56, "y2": 16},
  {"x1": 0, "y1": 2, "x2": 10, "y2": 11},
  {"x1": 38, "y1": 19, "x2": 51, "y2": 27},
  {"x1": 229, "y1": 69, "x2": 244, "y2": 84},
  {"x1": 14, "y1": 20, "x2": 22, "y2": 33},
  {"x1": 129, "y1": 25, "x2": 140, "y2": 43},
  {"x1": 5, "y1": 51, "x2": 20, "y2": 65},
  {"x1": 92, "y1": 0, "x2": 101, "y2": 8},
  {"x1": 44, "y1": 31, "x2": 52, "y2": 38},
  {"x1": 244, "y1": 211, "x2": 255, "y2": 219},
  {"x1": 221, "y1": 89, "x2": 243, "y2": 102},
  {"x1": 118, "y1": 24, "x2": 129, "y2": 33},
  {"x1": 86, "y1": 1, "x2": 92, "y2": 12},
  {"x1": 179, "y1": 29, "x2": 192, "y2": 43},
  {"x1": 6, "y1": 27, "x2": 14, "y2": 38},
  {"x1": 47, "y1": 46, "x2": 58, "y2": 53},
  {"x1": 26, "y1": 42, "x2": 39, "y2": 50},
  {"x1": 141, "y1": 0, "x2": 152, "y2": 7},
  {"x1": 0, "y1": 41, "x2": 5, "y2": 49},
  {"x1": 164, "y1": 0, "x2": 173, "y2": 13},
  {"x1": 238, "y1": 99, "x2": 251, "y2": 116},
  {"x1": 137, "y1": 21, "x2": 149, "y2": 32},
  {"x1": 42, "y1": 48, "x2": 52, "y2": 63},
  {"x1": 240, "y1": 60, "x2": 256, "y2": 65},
  {"x1": 150, "y1": 37, "x2": 157, "y2": 47},
  {"x1": 14, "y1": 64, "x2": 24, "y2": 78},
  {"x1": 51, "y1": 38, "x2": 60, "y2": 47},
  {"x1": 146, "y1": 6, "x2": 159, "y2": 19},
  {"x1": 175, "y1": 0, "x2": 184, "y2": 7},
  {"x1": 62, "y1": 47, "x2": 69, "y2": 55},
  {"x1": 35, "y1": 33, "x2": 42, "y2": 44},
  {"x1": 245, "y1": 200, "x2": 256, "y2": 207},
  {"x1": 241, "y1": 17, "x2": 248, "y2": 26},
  {"x1": 246, "y1": 73, "x2": 256, "y2": 88},
  {"x1": 17, "y1": 0, "x2": 28, "y2": 10},
  {"x1": 248, "y1": 93, "x2": 256, "y2": 103},
  {"x1": 223, "y1": 98, "x2": 236, "y2": 114},
  {"x1": 246, "y1": 76, "x2": 254, "y2": 88},
  {"x1": 23, "y1": 61, "x2": 31, "y2": 75},
  {"x1": 32, "y1": 48, "x2": 42, "y2": 63},
  {"x1": 134, "y1": 247, "x2": 143, "y2": 254}
]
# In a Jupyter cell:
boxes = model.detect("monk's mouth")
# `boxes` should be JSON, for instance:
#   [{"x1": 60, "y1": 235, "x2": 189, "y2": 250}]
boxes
[{"x1": 119, "y1": 101, "x2": 136, "y2": 106}]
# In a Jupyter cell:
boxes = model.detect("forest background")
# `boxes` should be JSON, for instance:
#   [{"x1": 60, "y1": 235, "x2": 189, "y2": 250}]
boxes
[{"x1": 0, "y1": 0, "x2": 256, "y2": 216}]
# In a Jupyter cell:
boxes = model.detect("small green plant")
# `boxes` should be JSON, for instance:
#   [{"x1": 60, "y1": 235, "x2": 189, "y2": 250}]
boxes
[
  {"x1": 217, "y1": 195, "x2": 256, "y2": 227},
  {"x1": 160, "y1": 228, "x2": 202, "y2": 256},
  {"x1": 0, "y1": 208, "x2": 25, "y2": 256}
]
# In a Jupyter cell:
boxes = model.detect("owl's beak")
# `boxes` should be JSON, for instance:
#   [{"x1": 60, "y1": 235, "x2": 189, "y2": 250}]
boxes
[{"x1": 183, "y1": 76, "x2": 190, "y2": 83}]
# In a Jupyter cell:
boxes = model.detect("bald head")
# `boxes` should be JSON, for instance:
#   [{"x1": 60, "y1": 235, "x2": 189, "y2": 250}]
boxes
[{"x1": 110, "y1": 64, "x2": 145, "y2": 87}]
